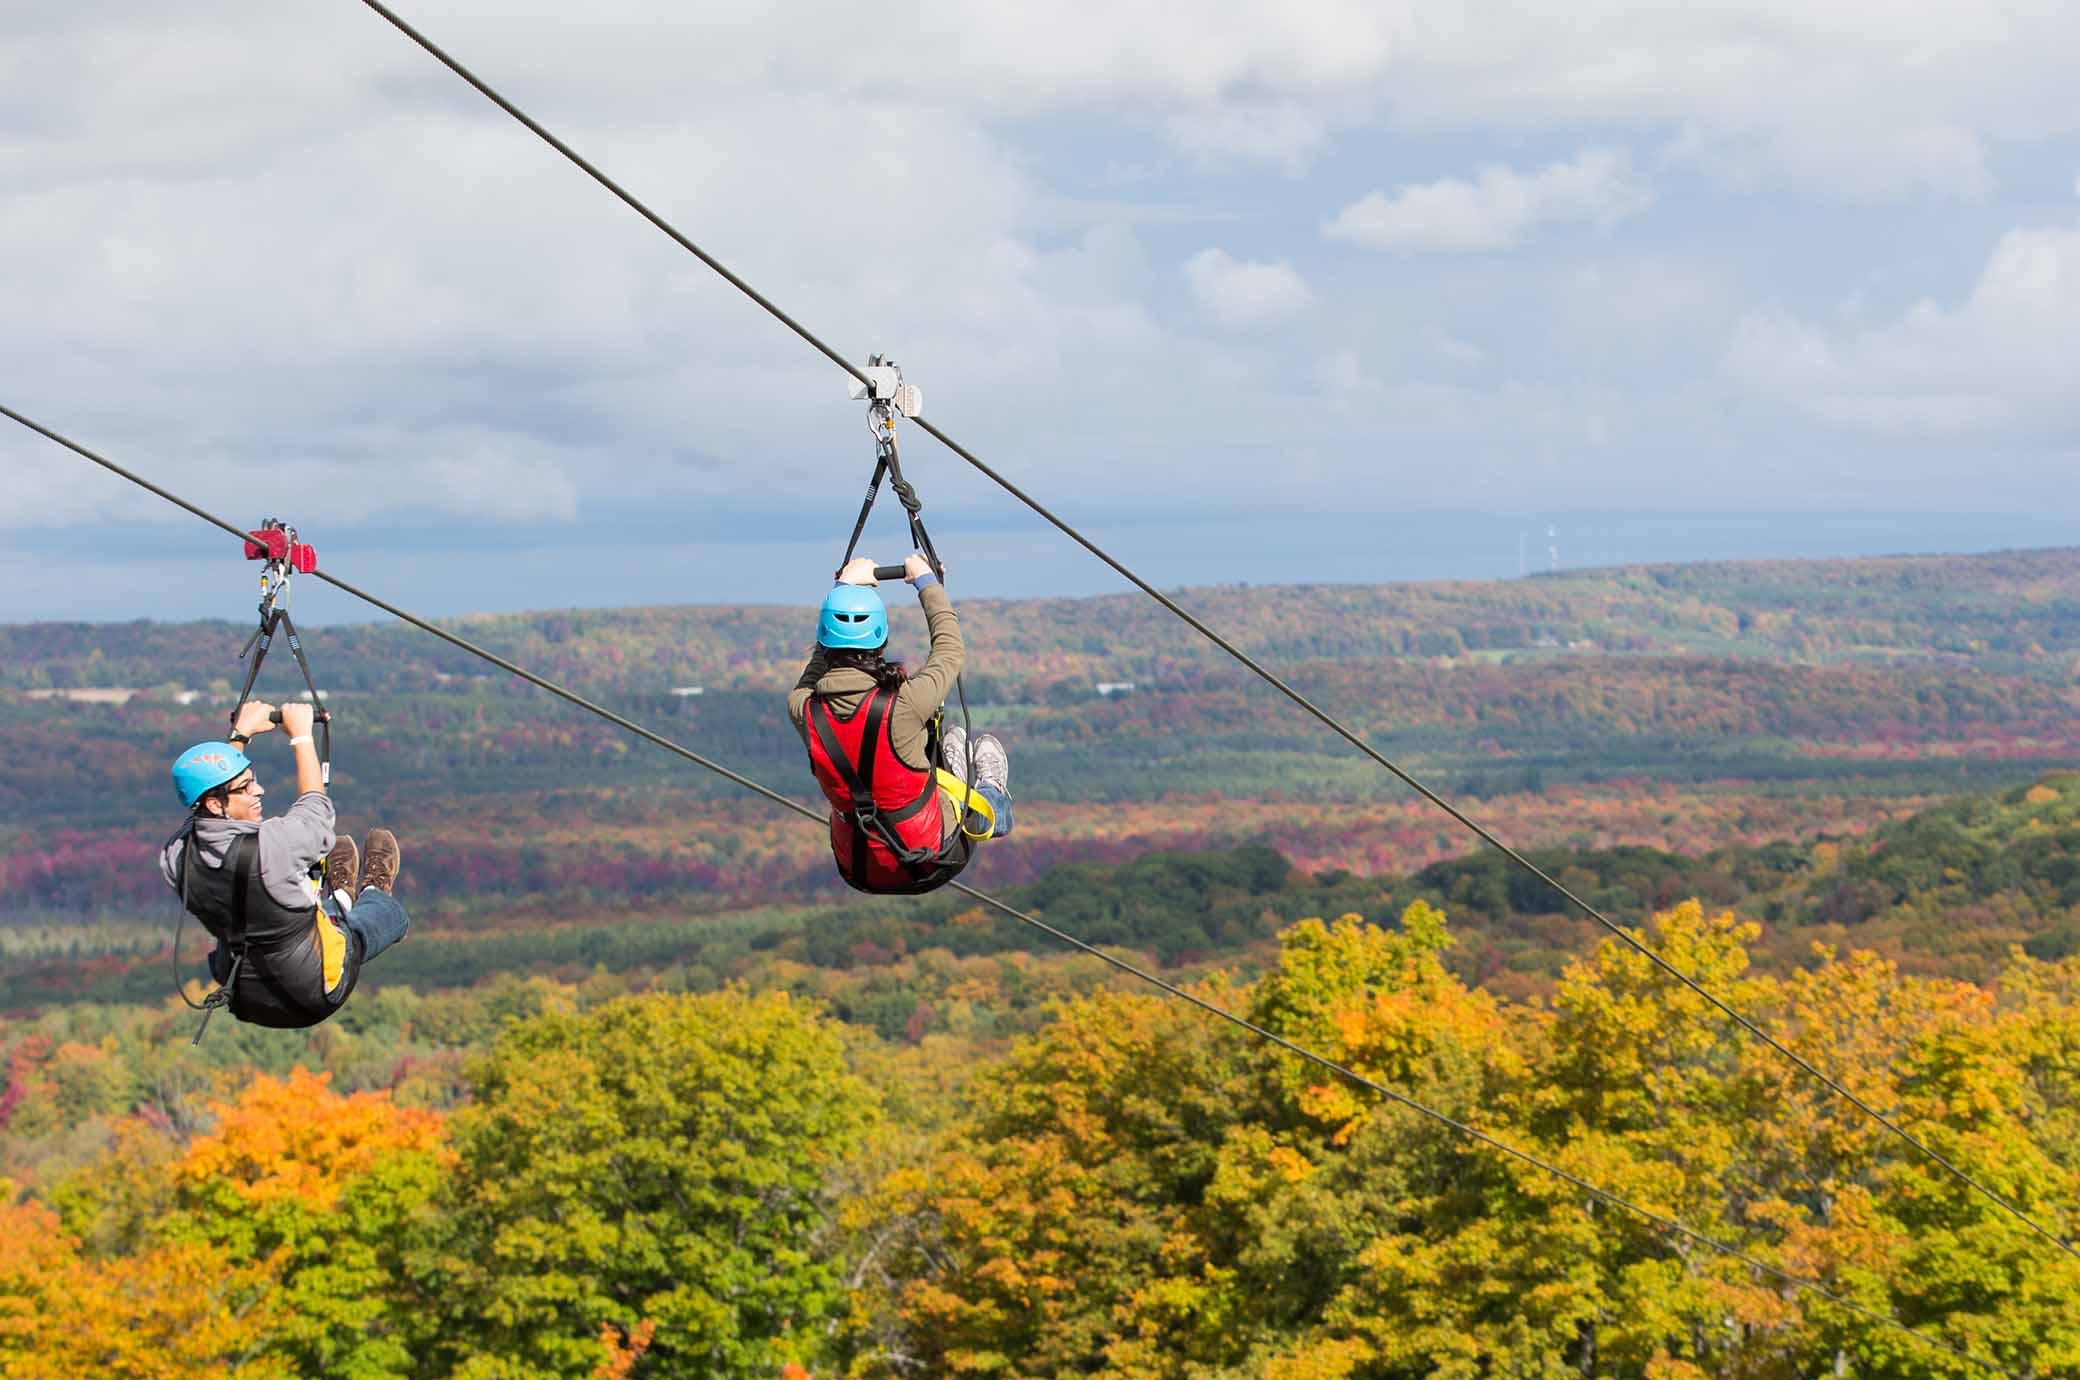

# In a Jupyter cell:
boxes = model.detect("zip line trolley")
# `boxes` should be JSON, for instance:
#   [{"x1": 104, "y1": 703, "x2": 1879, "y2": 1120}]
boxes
[{"x1": 231, "y1": 518, "x2": 331, "y2": 783}]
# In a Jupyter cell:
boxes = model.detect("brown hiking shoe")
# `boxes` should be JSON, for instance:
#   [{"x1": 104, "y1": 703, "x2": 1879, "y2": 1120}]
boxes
[
  {"x1": 324, "y1": 835, "x2": 360, "y2": 898},
  {"x1": 361, "y1": 828, "x2": 402, "y2": 894}
]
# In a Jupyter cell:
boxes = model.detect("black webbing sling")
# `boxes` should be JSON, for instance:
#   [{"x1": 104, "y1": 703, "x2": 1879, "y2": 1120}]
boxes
[
  {"x1": 232, "y1": 604, "x2": 332, "y2": 784},
  {"x1": 834, "y1": 373, "x2": 976, "y2": 803}
]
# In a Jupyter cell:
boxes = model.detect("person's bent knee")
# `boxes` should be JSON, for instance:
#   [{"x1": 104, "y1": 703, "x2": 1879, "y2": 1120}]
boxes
[{"x1": 345, "y1": 889, "x2": 411, "y2": 962}]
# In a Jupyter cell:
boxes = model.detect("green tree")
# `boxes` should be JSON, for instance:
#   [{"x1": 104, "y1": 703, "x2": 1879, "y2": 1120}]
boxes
[{"x1": 421, "y1": 988, "x2": 879, "y2": 1378}]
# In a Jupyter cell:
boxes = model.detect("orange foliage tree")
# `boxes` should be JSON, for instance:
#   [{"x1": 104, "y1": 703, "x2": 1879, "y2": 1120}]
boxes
[{"x1": 0, "y1": 1198, "x2": 285, "y2": 1379}]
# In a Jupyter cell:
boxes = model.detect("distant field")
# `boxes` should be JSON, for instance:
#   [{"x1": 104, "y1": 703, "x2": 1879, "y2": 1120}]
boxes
[{"x1": 3, "y1": 548, "x2": 2073, "y2": 961}]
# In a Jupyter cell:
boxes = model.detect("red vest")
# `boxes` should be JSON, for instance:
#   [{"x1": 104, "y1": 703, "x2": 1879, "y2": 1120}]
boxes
[{"x1": 803, "y1": 686, "x2": 969, "y2": 894}]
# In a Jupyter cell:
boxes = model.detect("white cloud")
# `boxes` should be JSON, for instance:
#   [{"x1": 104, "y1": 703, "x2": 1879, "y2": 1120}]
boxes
[
  {"x1": 1367, "y1": 4, "x2": 2077, "y2": 201},
  {"x1": 1725, "y1": 220, "x2": 2080, "y2": 435},
  {"x1": 1666, "y1": 118, "x2": 1992, "y2": 204},
  {"x1": 5, "y1": 0, "x2": 2080, "y2": 593},
  {"x1": 1430, "y1": 331, "x2": 1490, "y2": 368},
  {"x1": 0, "y1": 3, "x2": 1199, "y2": 531},
  {"x1": 420, "y1": 452, "x2": 581, "y2": 523},
  {"x1": 1182, "y1": 249, "x2": 1313, "y2": 327},
  {"x1": 1316, "y1": 349, "x2": 1369, "y2": 393},
  {"x1": 1325, "y1": 149, "x2": 1650, "y2": 254}
]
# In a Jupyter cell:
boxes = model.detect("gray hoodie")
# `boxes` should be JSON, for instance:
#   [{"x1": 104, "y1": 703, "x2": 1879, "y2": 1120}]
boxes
[{"x1": 160, "y1": 790, "x2": 336, "y2": 921}]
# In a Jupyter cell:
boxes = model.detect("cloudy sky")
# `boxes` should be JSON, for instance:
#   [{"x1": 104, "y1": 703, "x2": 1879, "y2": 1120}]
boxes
[{"x1": 3, "y1": 0, "x2": 2076, "y2": 624}]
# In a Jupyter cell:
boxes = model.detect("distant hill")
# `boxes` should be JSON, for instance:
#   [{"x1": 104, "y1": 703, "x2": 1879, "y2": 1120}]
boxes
[
  {"x1": 4, "y1": 547, "x2": 2076, "y2": 697},
  {"x1": 3, "y1": 547, "x2": 2073, "y2": 944}
]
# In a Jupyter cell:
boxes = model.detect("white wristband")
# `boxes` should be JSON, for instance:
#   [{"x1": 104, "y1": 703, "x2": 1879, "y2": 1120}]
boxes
[{"x1": 288, "y1": 735, "x2": 314, "y2": 748}]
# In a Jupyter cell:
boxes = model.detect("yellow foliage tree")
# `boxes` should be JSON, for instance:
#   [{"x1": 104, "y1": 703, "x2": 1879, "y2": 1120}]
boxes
[{"x1": 0, "y1": 1199, "x2": 285, "y2": 1380}]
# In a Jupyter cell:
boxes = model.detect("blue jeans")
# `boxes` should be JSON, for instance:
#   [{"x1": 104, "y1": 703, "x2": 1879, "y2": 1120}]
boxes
[
  {"x1": 343, "y1": 888, "x2": 410, "y2": 963},
  {"x1": 965, "y1": 781, "x2": 1013, "y2": 839}
]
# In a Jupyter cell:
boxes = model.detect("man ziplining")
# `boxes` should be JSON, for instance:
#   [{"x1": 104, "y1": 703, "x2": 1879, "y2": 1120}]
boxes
[{"x1": 162, "y1": 699, "x2": 410, "y2": 1032}]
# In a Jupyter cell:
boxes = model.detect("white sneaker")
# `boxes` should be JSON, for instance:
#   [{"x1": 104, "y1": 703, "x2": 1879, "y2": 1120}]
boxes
[
  {"x1": 939, "y1": 723, "x2": 970, "y2": 777},
  {"x1": 971, "y1": 733, "x2": 1010, "y2": 796}
]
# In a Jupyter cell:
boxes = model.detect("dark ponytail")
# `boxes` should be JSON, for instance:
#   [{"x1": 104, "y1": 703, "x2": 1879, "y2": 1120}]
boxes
[{"x1": 825, "y1": 646, "x2": 909, "y2": 692}]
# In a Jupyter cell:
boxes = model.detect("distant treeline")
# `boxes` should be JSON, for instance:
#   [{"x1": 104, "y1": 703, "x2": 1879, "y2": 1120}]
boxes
[
  {"x1": 12, "y1": 776, "x2": 2074, "y2": 1021},
  {"x1": 4, "y1": 650, "x2": 2075, "y2": 833},
  {"x1": 5, "y1": 547, "x2": 2075, "y2": 696}
]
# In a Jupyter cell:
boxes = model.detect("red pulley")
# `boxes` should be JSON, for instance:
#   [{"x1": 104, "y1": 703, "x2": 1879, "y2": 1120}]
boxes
[
  {"x1": 245, "y1": 528, "x2": 289, "y2": 562},
  {"x1": 245, "y1": 527, "x2": 316, "y2": 572}
]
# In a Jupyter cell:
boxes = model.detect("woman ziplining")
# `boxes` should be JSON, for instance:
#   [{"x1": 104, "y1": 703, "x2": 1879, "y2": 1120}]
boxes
[
  {"x1": 789, "y1": 358, "x2": 1014, "y2": 894},
  {"x1": 158, "y1": 521, "x2": 412, "y2": 1040},
  {"x1": 791, "y1": 554, "x2": 1012, "y2": 893}
]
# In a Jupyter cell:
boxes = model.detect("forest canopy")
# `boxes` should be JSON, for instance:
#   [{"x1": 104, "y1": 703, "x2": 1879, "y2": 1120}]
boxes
[{"x1": 6, "y1": 897, "x2": 2079, "y2": 1377}]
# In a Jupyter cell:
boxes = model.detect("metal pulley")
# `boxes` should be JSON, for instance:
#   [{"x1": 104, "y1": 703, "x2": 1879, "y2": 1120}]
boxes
[{"x1": 848, "y1": 353, "x2": 923, "y2": 421}]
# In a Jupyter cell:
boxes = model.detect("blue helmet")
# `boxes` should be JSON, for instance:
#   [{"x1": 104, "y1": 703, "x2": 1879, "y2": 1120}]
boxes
[
  {"x1": 172, "y1": 741, "x2": 251, "y2": 807},
  {"x1": 818, "y1": 584, "x2": 888, "y2": 650}
]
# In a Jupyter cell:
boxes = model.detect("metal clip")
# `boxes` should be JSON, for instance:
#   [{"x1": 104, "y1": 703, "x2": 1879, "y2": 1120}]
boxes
[{"x1": 254, "y1": 521, "x2": 300, "y2": 622}]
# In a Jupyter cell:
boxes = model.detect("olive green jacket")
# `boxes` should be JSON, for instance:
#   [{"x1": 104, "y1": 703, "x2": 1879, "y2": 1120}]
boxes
[{"x1": 788, "y1": 581, "x2": 964, "y2": 841}]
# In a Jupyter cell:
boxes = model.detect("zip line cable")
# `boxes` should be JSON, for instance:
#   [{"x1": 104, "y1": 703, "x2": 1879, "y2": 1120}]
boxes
[
  {"x1": 0, "y1": 404, "x2": 2028, "y2": 1379},
  {"x1": 350, "y1": 0, "x2": 2080, "y2": 1269}
]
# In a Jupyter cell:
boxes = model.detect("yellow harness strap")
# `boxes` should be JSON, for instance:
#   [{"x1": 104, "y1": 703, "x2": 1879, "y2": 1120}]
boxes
[
  {"x1": 935, "y1": 768, "x2": 996, "y2": 841},
  {"x1": 315, "y1": 909, "x2": 349, "y2": 994}
]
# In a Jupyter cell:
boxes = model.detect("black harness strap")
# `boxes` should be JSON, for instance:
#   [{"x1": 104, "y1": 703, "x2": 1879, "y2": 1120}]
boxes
[
  {"x1": 182, "y1": 831, "x2": 259, "y2": 1044},
  {"x1": 172, "y1": 824, "x2": 209, "y2": 1012},
  {"x1": 839, "y1": 453, "x2": 889, "y2": 574},
  {"x1": 173, "y1": 824, "x2": 331, "y2": 1041},
  {"x1": 807, "y1": 688, "x2": 942, "y2": 877}
]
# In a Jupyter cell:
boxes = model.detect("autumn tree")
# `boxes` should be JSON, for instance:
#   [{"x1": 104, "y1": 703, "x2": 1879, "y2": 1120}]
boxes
[
  {"x1": 867, "y1": 902, "x2": 2080, "y2": 1378},
  {"x1": 869, "y1": 904, "x2": 1530, "y2": 1377},
  {"x1": 0, "y1": 1197, "x2": 286, "y2": 1379},
  {"x1": 419, "y1": 988, "x2": 879, "y2": 1378}
]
